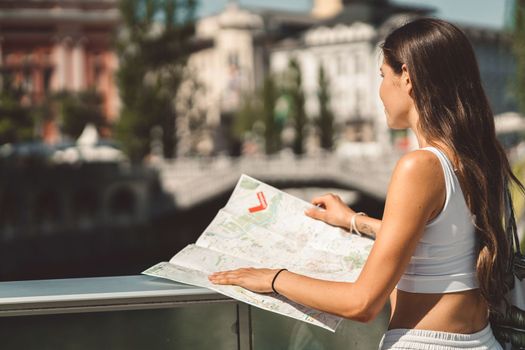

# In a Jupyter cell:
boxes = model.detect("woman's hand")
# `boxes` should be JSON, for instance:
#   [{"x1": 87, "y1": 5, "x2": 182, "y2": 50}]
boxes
[
  {"x1": 304, "y1": 193, "x2": 354, "y2": 230},
  {"x1": 208, "y1": 268, "x2": 280, "y2": 293}
]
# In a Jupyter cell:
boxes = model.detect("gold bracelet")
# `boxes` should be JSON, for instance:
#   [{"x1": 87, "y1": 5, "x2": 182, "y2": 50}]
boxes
[{"x1": 350, "y1": 212, "x2": 367, "y2": 236}]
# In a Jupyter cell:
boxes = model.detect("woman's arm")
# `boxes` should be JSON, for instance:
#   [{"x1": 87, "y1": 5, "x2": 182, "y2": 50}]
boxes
[
  {"x1": 355, "y1": 215, "x2": 381, "y2": 239},
  {"x1": 304, "y1": 194, "x2": 382, "y2": 239},
  {"x1": 209, "y1": 150, "x2": 445, "y2": 322}
]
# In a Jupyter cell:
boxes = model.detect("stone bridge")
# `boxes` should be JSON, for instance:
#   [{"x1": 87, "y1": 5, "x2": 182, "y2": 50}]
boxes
[{"x1": 153, "y1": 153, "x2": 401, "y2": 209}]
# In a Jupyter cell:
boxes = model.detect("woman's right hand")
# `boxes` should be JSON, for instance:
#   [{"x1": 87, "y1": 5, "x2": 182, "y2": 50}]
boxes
[{"x1": 304, "y1": 194, "x2": 355, "y2": 230}]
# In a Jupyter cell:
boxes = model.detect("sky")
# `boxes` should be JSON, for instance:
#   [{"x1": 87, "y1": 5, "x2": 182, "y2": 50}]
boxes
[{"x1": 197, "y1": 0, "x2": 512, "y2": 30}]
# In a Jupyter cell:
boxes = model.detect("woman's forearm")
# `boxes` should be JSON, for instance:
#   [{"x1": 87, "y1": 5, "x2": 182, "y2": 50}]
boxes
[
  {"x1": 273, "y1": 270, "x2": 372, "y2": 322},
  {"x1": 354, "y1": 215, "x2": 382, "y2": 239}
]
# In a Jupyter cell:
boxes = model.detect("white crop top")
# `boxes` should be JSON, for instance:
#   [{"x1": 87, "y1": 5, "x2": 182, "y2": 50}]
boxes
[{"x1": 396, "y1": 147, "x2": 479, "y2": 293}]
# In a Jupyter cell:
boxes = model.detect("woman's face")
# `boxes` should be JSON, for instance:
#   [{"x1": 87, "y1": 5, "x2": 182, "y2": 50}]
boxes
[{"x1": 379, "y1": 60, "x2": 414, "y2": 129}]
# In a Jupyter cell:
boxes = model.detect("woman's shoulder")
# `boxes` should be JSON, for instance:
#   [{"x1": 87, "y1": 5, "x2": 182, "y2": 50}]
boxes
[
  {"x1": 388, "y1": 149, "x2": 446, "y2": 214},
  {"x1": 392, "y1": 149, "x2": 444, "y2": 184}
]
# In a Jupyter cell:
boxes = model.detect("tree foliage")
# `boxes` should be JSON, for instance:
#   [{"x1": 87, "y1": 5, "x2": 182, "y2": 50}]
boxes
[
  {"x1": 262, "y1": 75, "x2": 281, "y2": 155},
  {"x1": 0, "y1": 76, "x2": 35, "y2": 145},
  {"x1": 232, "y1": 59, "x2": 310, "y2": 156},
  {"x1": 116, "y1": 0, "x2": 197, "y2": 161},
  {"x1": 232, "y1": 92, "x2": 261, "y2": 141},
  {"x1": 0, "y1": 78, "x2": 107, "y2": 144},
  {"x1": 287, "y1": 58, "x2": 307, "y2": 155},
  {"x1": 315, "y1": 65, "x2": 335, "y2": 151},
  {"x1": 52, "y1": 90, "x2": 106, "y2": 140},
  {"x1": 232, "y1": 74, "x2": 282, "y2": 155}
]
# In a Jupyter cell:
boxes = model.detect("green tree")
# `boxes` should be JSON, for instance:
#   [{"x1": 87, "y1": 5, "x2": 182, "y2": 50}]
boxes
[
  {"x1": 514, "y1": 0, "x2": 525, "y2": 115},
  {"x1": 116, "y1": 0, "x2": 197, "y2": 161},
  {"x1": 262, "y1": 75, "x2": 281, "y2": 154},
  {"x1": 316, "y1": 65, "x2": 335, "y2": 151},
  {"x1": 232, "y1": 91, "x2": 260, "y2": 141},
  {"x1": 52, "y1": 90, "x2": 106, "y2": 139},
  {"x1": 0, "y1": 75, "x2": 35, "y2": 145},
  {"x1": 288, "y1": 58, "x2": 307, "y2": 155},
  {"x1": 232, "y1": 75, "x2": 283, "y2": 155}
]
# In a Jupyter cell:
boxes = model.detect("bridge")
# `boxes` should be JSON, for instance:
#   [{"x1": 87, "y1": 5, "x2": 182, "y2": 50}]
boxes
[
  {"x1": 0, "y1": 152, "x2": 399, "y2": 244},
  {"x1": 153, "y1": 152, "x2": 401, "y2": 209}
]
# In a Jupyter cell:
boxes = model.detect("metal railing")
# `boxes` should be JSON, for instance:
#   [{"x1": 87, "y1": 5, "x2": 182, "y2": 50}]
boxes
[{"x1": 0, "y1": 275, "x2": 389, "y2": 349}]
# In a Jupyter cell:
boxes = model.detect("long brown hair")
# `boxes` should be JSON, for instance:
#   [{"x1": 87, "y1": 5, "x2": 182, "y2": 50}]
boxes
[{"x1": 381, "y1": 18, "x2": 524, "y2": 311}]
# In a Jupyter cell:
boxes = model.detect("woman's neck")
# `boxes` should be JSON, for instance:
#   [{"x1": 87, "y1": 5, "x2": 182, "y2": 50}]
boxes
[{"x1": 410, "y1": 127, "x2": 429, "y2": 148}]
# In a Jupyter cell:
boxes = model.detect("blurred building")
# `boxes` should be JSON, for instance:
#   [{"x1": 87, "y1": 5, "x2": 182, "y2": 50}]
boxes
[
  {"x1": 179, "y1": 1, "x2": 318, "y2": 155},
  {"x1": 270, "y1": 0, "x2": 430, "y2": 153},
  {"x1": 184, "y1": 0, "x2": 519, "y2": 155},
  {"x1": 183, "y1": 0, "x2": 430, "y2": 154},
  {"x1": 0, "y1": 1, "x2": 516, "y2": 153},
  {"x1": 0, "y1": 0, "x2": 120, "y2": 142},
  {"x1": 464, "y1": 25, "x2": 517, "y2": 114}
]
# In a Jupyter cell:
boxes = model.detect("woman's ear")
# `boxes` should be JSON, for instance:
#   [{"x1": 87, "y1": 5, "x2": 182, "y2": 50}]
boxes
[{"x1": 401, "y1": 64, "x2": 413, "y2": 95}]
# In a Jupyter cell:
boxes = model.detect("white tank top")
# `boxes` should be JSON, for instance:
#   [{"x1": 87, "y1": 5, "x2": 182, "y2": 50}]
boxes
[{"x1": 396, "y1": 147, "x2": 479, "y2": 293}]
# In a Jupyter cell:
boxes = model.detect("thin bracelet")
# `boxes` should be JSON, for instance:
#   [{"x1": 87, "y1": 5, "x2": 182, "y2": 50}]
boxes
[
  {"x1": 271, "y1": 268, "x2": 287, "y2": 294},
  {"x1": 350, "y1": 212, "x2": 367, "y2": 236}
]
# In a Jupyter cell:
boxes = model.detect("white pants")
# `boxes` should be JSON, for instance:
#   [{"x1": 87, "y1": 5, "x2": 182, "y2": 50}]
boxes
[{"x1": 379, "y1": 324, "x2": 503, "y2": 349}]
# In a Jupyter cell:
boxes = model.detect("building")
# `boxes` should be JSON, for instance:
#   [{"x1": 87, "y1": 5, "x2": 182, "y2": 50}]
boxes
[
  {"x1": 177, "y1": 1, "x2": 319, "y2": 155},
  {"x1": 183, "y1": 0, "x2": 430, "y2": 155},
  {"x1": 270, "y1": 0, "x2": 431, "y2": 153},
  {"x1": 1, "y1": 1, "x2": 516, "y2": 153},
  {"x1": 0, "y1": 0, "x2": 120, "y2": 142},
  {"x1": 464, "y1": 25, "x2": 517, "y2": 115},
  {"x1": 185, "y1": 0, "x2": 519, "y2": 155}
]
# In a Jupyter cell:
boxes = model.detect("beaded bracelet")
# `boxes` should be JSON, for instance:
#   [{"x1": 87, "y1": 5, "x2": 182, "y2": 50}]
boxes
[
  {"x1": 350, "y1": 212, "x2": 367, "y2": 236},
  {"x1": 271, "y1": 268, "x2": 287, "y2": 294}
]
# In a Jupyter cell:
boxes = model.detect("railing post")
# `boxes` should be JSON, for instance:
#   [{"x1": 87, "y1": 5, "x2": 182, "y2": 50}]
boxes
[{"x1": 236, "y1": 303, "x2": 253, "y2": 350}]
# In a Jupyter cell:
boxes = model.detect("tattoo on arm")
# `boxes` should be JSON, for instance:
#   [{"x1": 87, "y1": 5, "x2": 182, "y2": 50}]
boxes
[{"x1": 359, "y1": 223, "x2": 376, "y2": 239}]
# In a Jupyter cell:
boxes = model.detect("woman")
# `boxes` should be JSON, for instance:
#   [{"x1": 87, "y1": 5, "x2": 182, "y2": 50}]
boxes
[{"x1": 209, "y1": 18, "x2": 521, "y2": 349}]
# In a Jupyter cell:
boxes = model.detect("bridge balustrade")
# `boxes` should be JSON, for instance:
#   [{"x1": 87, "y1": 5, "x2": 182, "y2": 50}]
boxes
[{"x1": 154, "y1": 154, "x2": 398, "y2": 208}]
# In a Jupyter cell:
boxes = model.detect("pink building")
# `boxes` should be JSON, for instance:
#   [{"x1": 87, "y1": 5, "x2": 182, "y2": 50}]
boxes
[{"x1": 0, "y1": 0, "x2": 120, "y2": 142}]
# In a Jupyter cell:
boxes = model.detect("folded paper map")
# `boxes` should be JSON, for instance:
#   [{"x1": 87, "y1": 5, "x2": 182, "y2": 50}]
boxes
[{"x1": 143, "y1": 174, "x2": 373, "y2": 332}]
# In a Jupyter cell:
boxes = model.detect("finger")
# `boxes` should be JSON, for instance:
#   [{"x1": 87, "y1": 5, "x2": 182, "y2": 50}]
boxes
[
  {"x1": 213, "y1": 270, "x2": 243, "y2": 278},
  {"x1": 209, "y1": 272, "x2": 235, "y2": 282},
  {"x1": 311, "y1": 193, "x2": 339, "y2": 206},
  {"x1": 211, "y1": 267, "x2": 253, "y2": 277},
  {"x1": 209, "y1": 273, "x2": 241, "y2": 285},
  {"x1": 209, "y1": 270, "x2": 231, "y2": 277},
  {"x1": 312, "y1": 202, "x2": 326, "y2": 209},
  {"x1": 310, "y1": 196, "x2": 327, "y2": 206},
  {"x1": 304, "y1": 207, "x2": 326, "y2": 221},
  {"x1": 209, "y1": 276, "x2": 238, "y2": 285}
]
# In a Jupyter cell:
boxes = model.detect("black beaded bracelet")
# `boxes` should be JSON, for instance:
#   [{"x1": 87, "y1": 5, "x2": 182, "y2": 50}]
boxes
[{"x1": 271, "y1": 268, "x2": 287, "y2": 294}]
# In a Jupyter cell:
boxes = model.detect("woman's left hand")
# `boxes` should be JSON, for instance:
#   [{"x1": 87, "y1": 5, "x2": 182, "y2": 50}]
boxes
[{"x1": 208, "y1": 268, "x2": 280, "y2": 293}]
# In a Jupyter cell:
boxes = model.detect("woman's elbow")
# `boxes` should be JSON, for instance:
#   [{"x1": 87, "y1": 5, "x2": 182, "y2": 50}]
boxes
[
  {"x1": 341, "y1": 297, "x2": 381, "y2": 323},
  {"x1": 343, "y1": 308, "x2": 377, "y2": 323}
]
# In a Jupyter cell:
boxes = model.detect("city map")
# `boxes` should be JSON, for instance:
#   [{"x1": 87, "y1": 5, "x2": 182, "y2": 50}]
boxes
[{"x1": 143, "y1": 174, "x2": 373, "y2": 332}]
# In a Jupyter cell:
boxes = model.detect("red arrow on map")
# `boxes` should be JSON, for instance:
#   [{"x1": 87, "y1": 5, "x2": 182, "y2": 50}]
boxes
[{"x1": 248, "y1": 191, "x2": 267, "y2": 213}]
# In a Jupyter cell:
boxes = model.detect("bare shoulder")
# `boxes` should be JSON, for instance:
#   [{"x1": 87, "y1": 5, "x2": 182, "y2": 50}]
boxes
[
  {"x1": 385, "y1": 149, "x2": 446, "y2": 226},
  {"x1": 393, "y1": 149, "x2": 443, "y2": 181}
]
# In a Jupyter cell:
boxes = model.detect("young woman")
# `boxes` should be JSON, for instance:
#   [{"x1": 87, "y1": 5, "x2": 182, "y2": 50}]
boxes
[{"x1": 209, "y1": 18, "x2": 521, "y2": 349}]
